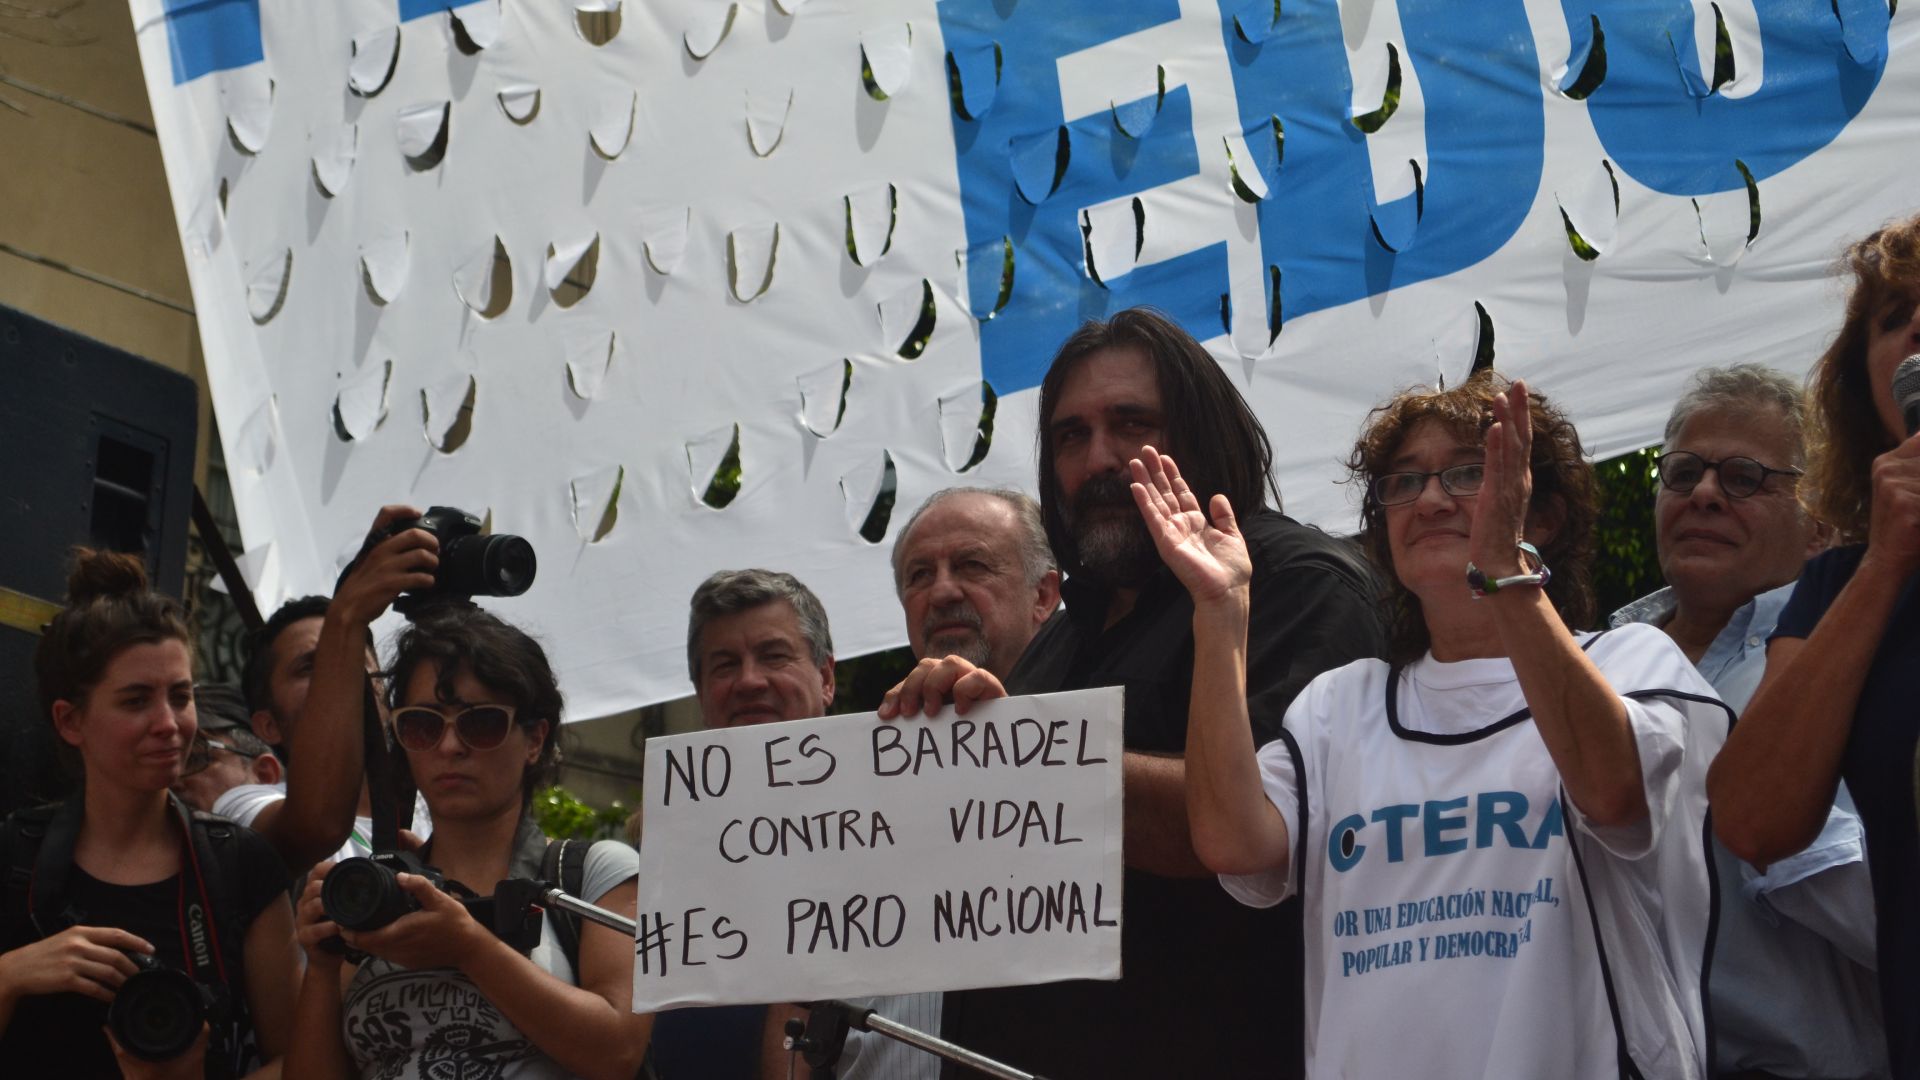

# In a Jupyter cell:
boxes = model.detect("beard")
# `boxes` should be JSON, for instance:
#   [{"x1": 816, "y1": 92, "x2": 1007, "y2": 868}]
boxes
[
  {"x1": 1067, "y1": 474, "x2": 1161, "y2": 587},
  {"x1": 922, "y1": 602, "x2": 992, "y2": 669}
]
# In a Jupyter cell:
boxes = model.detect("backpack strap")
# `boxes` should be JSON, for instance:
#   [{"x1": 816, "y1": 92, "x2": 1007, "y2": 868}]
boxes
[
  {"x1": 1, "y1": 804, "x2": 59, "y2": 943},
  {"x1": 539, "y1": 838, "x2": 590, "y2": 976}
]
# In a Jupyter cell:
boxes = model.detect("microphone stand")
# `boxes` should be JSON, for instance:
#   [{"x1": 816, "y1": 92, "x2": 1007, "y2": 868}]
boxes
[{"x1": 533, "y1": 887, "x2": 1051, "y2": 1080}]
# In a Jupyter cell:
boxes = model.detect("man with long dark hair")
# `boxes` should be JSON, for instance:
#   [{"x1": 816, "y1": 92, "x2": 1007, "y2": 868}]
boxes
[{"x1": 884, "y1": 308, "x2": 1382, "y2": 1079}]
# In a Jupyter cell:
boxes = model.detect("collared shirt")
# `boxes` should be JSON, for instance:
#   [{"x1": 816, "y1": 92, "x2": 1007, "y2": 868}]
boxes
[{"x1": 1613, "y1": 584, "x2": 1886, "y2": 1078}]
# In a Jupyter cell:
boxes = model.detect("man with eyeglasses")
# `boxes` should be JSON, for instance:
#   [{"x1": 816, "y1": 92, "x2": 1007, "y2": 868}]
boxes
[
  {"x1": 1611, "y1": 364, "x2": 1886, "y2": 1080},
  {"x1": 174, "y1": 683, "x2": 283, "y2": 815}
]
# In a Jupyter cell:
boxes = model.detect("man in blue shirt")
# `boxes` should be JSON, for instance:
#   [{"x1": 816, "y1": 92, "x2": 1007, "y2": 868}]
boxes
[{"x1": 1613, "y1": 364, "x2": 1885, "y2": 1079}]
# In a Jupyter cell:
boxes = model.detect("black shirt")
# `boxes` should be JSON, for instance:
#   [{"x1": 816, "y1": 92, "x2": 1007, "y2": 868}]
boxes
[
  {"x1": 941, "y1": 508, "x2": 1384, "y2": 1080},
  {"x1": 0, "y1": 816, "x2": 290, "y2": 1078},
  {"x1": 1773, "y1": 544, "x2": 1920, "y2": 1077}
]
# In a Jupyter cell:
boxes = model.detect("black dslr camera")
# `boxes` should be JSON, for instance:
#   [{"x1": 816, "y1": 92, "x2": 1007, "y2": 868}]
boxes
[
  {"x1": 345, "y1": 505, "x2": 536, "y2": 613},
  {"x1": 322, "y1": 853, "x2": 547, "y2": 954},
  {"x1": 108, "y1": 954, "x2": 226, "y2": 1062},
  {"x1": 322, "y1": 851, "x2": 449, "y2": 931}
]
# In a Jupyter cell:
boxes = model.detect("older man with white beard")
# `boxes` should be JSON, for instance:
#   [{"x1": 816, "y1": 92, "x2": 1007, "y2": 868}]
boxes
[{"x1": 892, "y1": 487, "x2": 1059, "y2": 681}]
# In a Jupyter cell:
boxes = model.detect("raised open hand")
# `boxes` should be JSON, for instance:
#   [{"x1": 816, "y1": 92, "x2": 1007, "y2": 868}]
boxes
[
  {"x1": 1130, "y1": 447, "x2": 1251, "y2": 605},
  {"x1": 1469, "y1": 379, "x2": 1535, "y2": 577}
]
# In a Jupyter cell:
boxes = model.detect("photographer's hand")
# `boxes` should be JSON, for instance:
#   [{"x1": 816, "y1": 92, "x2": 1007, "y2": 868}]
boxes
[
  {"x1": 333, "y1": 505, "x2": 440, "y2": 628},
  {"x1": 339, "y1": 874, "x2": 487, "y2": 971},
  {"x1": 293, "y1": 863, "x2": 345, "y2": 972},
  {"x1": 0, "y1": 925, "x2": 152, "y2": 1023}
]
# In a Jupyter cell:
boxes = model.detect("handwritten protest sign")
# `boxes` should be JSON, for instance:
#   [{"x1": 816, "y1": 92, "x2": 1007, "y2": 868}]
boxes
[{"x1": 631, "y1": 688, "x2": 1124, "y2": 1012}]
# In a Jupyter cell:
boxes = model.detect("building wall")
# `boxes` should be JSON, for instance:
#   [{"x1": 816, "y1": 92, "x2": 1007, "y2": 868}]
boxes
[{"x1": 0, "y1": 0, "x2": 210, "y2": 484}]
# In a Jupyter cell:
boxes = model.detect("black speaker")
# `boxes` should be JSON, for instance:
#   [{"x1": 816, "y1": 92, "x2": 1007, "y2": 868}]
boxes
[{"x1": 0, "y1": 304, "x2": 199, "y2": 816}]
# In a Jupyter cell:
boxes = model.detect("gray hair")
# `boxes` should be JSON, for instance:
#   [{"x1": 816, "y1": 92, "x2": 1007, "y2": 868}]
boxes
[
  {"x1": 687, "y1": 569, "x2": 833, "y2": 683},
  {"x1": 1663, "y1": 363, "x2": 1808, "y2": 464},
  {"x1": 891, "y1": 487, "x2": 1056, "y2": 593}
]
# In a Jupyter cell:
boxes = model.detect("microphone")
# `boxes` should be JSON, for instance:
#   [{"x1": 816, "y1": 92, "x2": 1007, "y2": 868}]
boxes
[{"x1": 1896, "y1": 354, "x2": 1920, "y2": 438}]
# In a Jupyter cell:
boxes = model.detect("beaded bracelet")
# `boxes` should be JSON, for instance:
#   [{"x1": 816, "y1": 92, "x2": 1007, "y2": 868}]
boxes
[{"x1": 1466, "y1": 541, "x2": 1550, "y2": 599}]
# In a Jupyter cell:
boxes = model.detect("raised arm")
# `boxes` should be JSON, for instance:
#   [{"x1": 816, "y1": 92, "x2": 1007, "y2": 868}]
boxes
[
  {"x1": 1710, "y1": 432, "x2": 1920, "y2": 862},
  {"x1": 258, "y1": 507, "x2": 437, "y2": 872},
  {"x1": 1131, "y1": 448, "x2": 1291, "y2": 876},
  {"x1": 1476, "y1": 382, "x2": 1646, "y2": 828}
]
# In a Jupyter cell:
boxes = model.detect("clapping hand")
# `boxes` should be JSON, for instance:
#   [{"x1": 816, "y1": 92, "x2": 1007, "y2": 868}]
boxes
[{"x1": 1129, "y1": 447, "x2": 1251, "y2": 606}]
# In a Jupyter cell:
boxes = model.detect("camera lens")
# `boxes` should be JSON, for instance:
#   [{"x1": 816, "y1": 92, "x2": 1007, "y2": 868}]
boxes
[
  {"x1": 109, "y1": 965, "x2": 206, "y2": 1062},
  {"x1": 435, "y1": 533, "x2": 536, "y2": 599},
  {"x1": 323, "y1": 857, "x2": 405, "y2": 931},
  {"x1": 479, "y1": 534, "x2": 536, "y2": 596}
]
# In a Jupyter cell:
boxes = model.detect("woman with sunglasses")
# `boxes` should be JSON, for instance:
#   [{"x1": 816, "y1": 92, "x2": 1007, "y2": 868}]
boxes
[
  {"x1": 1, "y1": 550, "x2": 299, "y2": 1078},
  {"x1": 287, "y1": 604, "x2": 651, "y2": 1080},
  {"x1": 1135, "y1": 374, "x2": 1724, "y2": 1078},
  {"x1": 1710, "y1": 212, "x2": 1920, "y2": 1075}
]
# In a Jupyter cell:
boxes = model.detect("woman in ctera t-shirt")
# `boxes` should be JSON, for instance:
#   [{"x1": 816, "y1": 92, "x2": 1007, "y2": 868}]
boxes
[{"x1": 1134, "y1": 374, "x2": 1724, "y2": 1079}]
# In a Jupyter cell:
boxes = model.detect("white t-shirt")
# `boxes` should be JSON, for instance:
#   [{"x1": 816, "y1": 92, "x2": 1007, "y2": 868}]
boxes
[
  {"x1": 212, "y1": 782, "x2": 433, "y2": 865},
  {"x1": 1222, "y1": 624, "x2": 1725, "y2": 1080}
]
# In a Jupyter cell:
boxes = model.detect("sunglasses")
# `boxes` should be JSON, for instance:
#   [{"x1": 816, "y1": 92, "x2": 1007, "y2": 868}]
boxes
[{"x1": 392, "y1": 704, "x2": 521, "y2": 752}]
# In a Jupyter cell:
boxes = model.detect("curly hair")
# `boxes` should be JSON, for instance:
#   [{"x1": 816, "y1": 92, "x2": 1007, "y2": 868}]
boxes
[
  {"x1": 1347, "y1": 372, "x2": 1598, "y2": 663},
  {"x1": 1803, "y1": 213, "x2": 1920, "y2": 541},
  {"x1": 387, "y1": 603, "x2": 564, "y2": 805}
]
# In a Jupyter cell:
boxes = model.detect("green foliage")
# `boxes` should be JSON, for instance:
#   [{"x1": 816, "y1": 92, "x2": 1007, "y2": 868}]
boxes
[
  {"x1": 1590, "y1": 446, "x2": 1664, "y2": 620},
  {"x1": 832, "y1": 646, "x2": 917, "y2": 715},
  {"x1": 531, "y1": 785, "x2": 632, "y2": 841},
  {"x1": 702, "y1": 425, "x2": 743, "y2": 508}
]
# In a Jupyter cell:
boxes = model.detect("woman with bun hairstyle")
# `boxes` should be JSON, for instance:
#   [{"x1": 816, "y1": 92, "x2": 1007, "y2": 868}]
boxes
[
  {"x1": 0, "y1": 550, "x2": 299, "y2": 1078},
  {"x1": 287, "y1": 602, "x2": 650, "y2": 1080}
]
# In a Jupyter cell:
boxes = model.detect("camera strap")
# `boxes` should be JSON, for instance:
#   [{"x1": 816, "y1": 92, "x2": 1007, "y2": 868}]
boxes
[
  {"x1": 22, "y1": 795, "x2": 252, "y2": 1075},
  {"x1": 363, "y1": 674, "x2": 403, "y2": 853}
]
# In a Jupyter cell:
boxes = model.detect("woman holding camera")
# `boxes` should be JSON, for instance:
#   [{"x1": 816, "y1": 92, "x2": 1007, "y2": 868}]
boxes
[
  {"x1": 1709, "y1": 212, "x2": 1920, "y2": 1075},
  {"x1": 287, "y1": 603, "x2": 650, "y2": 1080},
  {"x1": 1141, "y1": 375, "x2": 1723, "y2": 1078},
  {"x1": 0, "y1": 550, "x2": 299, "y2": 1078}
]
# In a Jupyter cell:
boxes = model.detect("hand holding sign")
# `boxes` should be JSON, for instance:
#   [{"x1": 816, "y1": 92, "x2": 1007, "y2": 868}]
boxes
[
  {"x1": 633, "y1": 688, "x2": 1124, "y2": 1013},
  {"x1": 877, "y1": 655, "x2": 1008, "y2": 719}
]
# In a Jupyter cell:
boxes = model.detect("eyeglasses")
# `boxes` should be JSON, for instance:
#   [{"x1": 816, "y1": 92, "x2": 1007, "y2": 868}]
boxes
[
  {"x1": 1371, "y1": 463, "x2": 1485, "y2": 507},
  {"x1": 182, "y1": 734, "x2": 259, "y2": 777},
  {"x1": 1655, "y1": 451, "x2": 1801, "y2": 500},
  {"x1": 392, "y1": 704, "x2": 519, "y2": 753}
]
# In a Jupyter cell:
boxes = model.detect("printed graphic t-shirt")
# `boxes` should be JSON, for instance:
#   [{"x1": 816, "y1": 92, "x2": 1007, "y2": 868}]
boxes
[
  {"x1": 1223, "y1": 625, "x2": 1725, "y2": 1080},
  {"x1": 339, "y1": 839, "x2": 638, "y2": 1080}
]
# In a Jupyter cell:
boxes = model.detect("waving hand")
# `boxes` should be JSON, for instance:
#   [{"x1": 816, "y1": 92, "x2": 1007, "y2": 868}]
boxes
[
  {"x1": 1469, "y1": 379, "x2": 1536, "y2": 577},
  {"x1": 1130, "y1": 447, "x2": 1251, "y2": 605}
]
